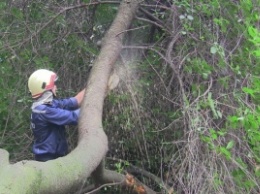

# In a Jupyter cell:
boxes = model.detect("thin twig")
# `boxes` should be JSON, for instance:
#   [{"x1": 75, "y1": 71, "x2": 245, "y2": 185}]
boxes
[
  {"x1": 136, "y1": 16, "x2": 172, "y2": 33},
  {"x1": 84, "y1": 180, "x2": 125, "y2": 194},
  {"x1": 188, "y1": 76, "x2": 213, "y2": 108},
  {"x1": 116, "y1": 25, "x2": 149, "y2": 37},
  {"x1": 225, "y1": 34, "x2": 244, "y2": 60}
]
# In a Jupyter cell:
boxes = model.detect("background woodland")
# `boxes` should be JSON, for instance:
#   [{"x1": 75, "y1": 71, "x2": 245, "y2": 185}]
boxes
[{"x1": 0, "y1": 0, "x2": 260, "y2": 193}]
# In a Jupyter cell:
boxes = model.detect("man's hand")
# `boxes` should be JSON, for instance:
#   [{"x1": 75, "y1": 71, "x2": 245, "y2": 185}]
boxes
[{"x1": 75, "y1": 89, "x2": 85, "y2": 106}]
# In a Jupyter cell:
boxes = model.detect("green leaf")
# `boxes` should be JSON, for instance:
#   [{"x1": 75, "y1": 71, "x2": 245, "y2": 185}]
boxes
[
  {"x1": 208, "y1": 92, "x2": 218, "y2": 118},
  {"x1": 219, "y1": 147, "x2": 231, "y2": 160},
  {"x1": 253, "y1": 50, "x2": 260, "y2": 57},
  {"x1": 187, "y1": 15, "x2": 194, "y2": 21},
  {"x1": 210, "y1": 46, "x2": 217, "y2": 54},
  {"x1": 217, "y1": 111, "x2": 222, "y2": 119},
  {"x1": 226, "y1": 140, "x2": 235, "y2": 150},
  {"x1": 242, "y1": 87, "x2": 255, "y2": 97},
  {"x1": 217, "y1": 130, "x2": 226, "y2": 136},
  {"x1": 209, "y1": 128, "x2": 218, "y2": 140},
  {"x1": 248, "y1": 26, "x2": 257, "y2": 37}
]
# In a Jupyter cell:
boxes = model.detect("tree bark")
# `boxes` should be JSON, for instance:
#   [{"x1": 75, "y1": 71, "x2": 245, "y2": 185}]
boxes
[{"x1": 0, "y1": 1, "x2": 144, "y2": 194}]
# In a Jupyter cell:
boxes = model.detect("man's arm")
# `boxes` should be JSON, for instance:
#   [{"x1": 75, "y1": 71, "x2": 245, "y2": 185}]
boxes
[{"x1": 35, "y1": 105, "x2": 80, "y2": 126}]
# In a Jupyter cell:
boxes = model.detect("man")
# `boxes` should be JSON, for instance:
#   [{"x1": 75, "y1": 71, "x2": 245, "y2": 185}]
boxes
[{"x1": 28, "y1": 69, "x2": 85, "y2": 162}]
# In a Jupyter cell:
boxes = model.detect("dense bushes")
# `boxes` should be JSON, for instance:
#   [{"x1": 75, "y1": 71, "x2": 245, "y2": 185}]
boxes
[{"x1": 0, "y1": 0, "x2": 259, "y2": 193}]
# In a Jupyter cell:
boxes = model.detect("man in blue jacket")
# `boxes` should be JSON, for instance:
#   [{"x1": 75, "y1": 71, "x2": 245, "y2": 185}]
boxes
[{"x1": 28, "y1": 69, "x2": 85, "y2": 162}]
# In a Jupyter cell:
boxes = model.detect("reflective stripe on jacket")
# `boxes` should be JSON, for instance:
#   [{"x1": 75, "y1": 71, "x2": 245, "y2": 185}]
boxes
[{"x1": 30, "y1": 97, "x2": 79, "y2": 156}]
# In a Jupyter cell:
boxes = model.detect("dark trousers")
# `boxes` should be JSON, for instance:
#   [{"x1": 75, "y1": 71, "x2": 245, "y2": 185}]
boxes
[{"x1": 35, "y1": 153, "x2": 63, "y2": 162}]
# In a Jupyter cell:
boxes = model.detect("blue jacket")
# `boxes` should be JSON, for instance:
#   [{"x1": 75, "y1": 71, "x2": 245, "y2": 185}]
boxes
[{"x1": 30, "y1": 97, "x2": 79, "y2": 156}]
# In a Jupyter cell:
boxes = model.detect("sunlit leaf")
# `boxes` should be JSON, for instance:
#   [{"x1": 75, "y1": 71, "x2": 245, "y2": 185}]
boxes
[
  {"x1": 226, "y1": 140, "x2": 235, "y2": 150},
  {"x1": 242, "y1": 87, "x2": 255, "y2": 97},
  {"x1": 210, "y1": 46, "x2": 217, "y2": 54}
]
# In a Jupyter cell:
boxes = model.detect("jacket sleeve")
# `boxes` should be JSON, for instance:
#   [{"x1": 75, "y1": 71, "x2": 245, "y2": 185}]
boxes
[
  {"x1": 39, "y1": 105, "x2": 80, "y2": 126},
  {"x1": 54, "y1": 97, "x2": 79, "y2": 110}
]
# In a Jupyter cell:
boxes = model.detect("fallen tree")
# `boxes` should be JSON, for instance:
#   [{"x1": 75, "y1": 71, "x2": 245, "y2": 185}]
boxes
[{"x1": 0, "y1": 0, "x2": 156, "y2": 193}]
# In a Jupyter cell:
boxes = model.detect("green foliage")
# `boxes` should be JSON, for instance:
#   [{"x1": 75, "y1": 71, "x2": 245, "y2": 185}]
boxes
[
  {"x1": 247, "y1": 26, "x2": 260, "y2": 57},
  {"x1": 184, "y1": 58, "x2": 213, "y2": 79},
  {"x1": 0, "y1": 57, "x2": 31, "y2": 160},
  {"x1": 232, "y1": 169, "x2": 252, "y2": 192},
  {"x1": 228, "y1": 107, "x2": 260, "y2": 162},
  {"x1": 1, "y1": 0, "x2": 260, "y2": 193},
  {"x1": 114, "y1": 160, "x2": 129, "y2": 174}
]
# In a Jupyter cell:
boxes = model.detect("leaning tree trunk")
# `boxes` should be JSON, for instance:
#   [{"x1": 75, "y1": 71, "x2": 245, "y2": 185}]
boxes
[{"x1": 0, "y1": 1, "x2": 143, "y2": 194}]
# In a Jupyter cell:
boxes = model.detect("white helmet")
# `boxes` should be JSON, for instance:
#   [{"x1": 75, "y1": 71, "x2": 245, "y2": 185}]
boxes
[{"x1": 28, "y1": 69, "x2": 58, "y2": 98}]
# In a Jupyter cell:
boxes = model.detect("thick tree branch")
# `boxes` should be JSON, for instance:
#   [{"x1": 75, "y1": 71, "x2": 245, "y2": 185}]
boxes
[{"x1": 0, "y1": 149, "x2": 9, "y2": 167}]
